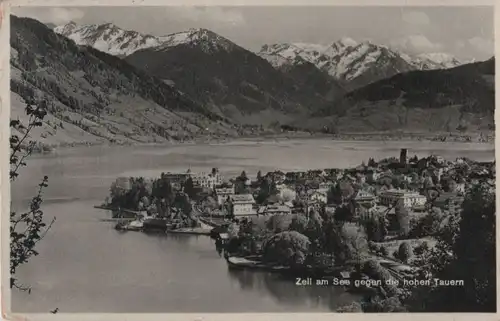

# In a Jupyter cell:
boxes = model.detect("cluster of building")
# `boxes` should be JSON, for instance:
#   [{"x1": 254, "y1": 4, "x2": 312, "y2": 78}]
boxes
[
  {"x1": 163, "y1": 168, "x2": 223, "y2": 190},
  {"x1": 164, "y1": 150, "x2": 494, "y2": 224},
  {"x1": 214, "y1": 185, "x2": 430, "y2": 220}
]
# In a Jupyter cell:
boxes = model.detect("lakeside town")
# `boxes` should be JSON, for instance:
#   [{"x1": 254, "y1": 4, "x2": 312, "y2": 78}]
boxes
[{"x1": 99, "y1": 148, "x2": 495, "y2": 311}]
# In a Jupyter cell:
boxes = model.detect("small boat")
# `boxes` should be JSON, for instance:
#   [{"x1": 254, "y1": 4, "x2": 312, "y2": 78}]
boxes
[
  {"x1": 114, "y1": 219, "x2": 143, "y2": 231},
  {"x1": 100, "y1": 217, "x2": 135, "y2": 222},
  {"x1": 226, "y1": 256, "x2": 290, "y2": 272},
  {"x1": 166, "y1": 227, "x2": 212, "y2": 235},
  {"x1": 126, "y1": 219, "x2": 144, "y2": 231}
]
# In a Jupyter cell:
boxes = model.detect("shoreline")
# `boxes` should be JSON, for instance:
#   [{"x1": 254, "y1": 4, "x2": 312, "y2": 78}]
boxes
[{"x1": 32, "y1": 131, "x2": 495, "y2": 154}]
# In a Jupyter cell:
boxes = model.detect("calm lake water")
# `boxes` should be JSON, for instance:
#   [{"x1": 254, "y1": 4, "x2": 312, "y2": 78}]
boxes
[{"x1": 11, "y1": 139, "x2": 495, "y2": 313}]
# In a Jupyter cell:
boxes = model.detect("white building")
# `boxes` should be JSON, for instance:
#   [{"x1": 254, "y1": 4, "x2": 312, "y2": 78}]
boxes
[
  {"x1": 192, "y1": 172, "x2": 223, "y2": 189},
  {"x1": 353, "y1": 190, "x2": 377, "y2": 207},
  {"x1": 379, "y1": 189, "x2": 427, "y2": 208},
  {"x1": 230, "y1": 194, "x2": 257, "y2": 217},
  {"x1": 307, "y1": 190, "x2": 327, "y2": 204},
  {"x1": 215, "y1": 186, "x2": 235, "y2": 205}
]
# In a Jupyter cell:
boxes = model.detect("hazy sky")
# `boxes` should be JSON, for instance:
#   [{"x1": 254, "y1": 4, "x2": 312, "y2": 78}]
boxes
[{"x1": 12, "y1": 6, "x2": 494, "y2": 60}]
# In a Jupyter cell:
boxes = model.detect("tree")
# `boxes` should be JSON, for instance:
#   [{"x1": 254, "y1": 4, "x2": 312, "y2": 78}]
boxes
[
  {"x1": 413, "y1": 241, "x2": 429, "y2": 256},
  {"x1": 446, "y1": 184, "x2": 496, "y2": 311},
  {"x1": 152, "y1": 176, "x2": 176, "y2": 217},
  {"x1": 340, "y1": 181, "x2": 355, "y2": 201},
  {"x1": 407, "y1": 184, "x2": 496, "y2": 312},
  {"x1": 337, "y1": 301, "x2": 363, "y2": 313},
  {"x1": 139, "y1": 196, "x2": 150, "y2": 209},
  {"x1": 362, "y1": 296, "x2": 407, "y2": 312},
  {"x1": 381, "y1": 177, "x2": 393, "y2": 189},
  {"x1": 183, "y1": 177, "x2": 196, "y2": 199},
  {"x1": 419, "y1": 207, "x2": 446, "y2": 237},
  {"x1": 395, "y1": 200, "x2": 410, "y2": 237},
  {"x1": 256, "y1": 177, "x2": 278, "y2": 203},
  {"x1": 334, "y1": 204, "x2": 354, "y2": 222},
  {"x1": 447, "y1": 179, "x2": 458, "y2": 193},
  {"x1": 289, "y1": 215, "x2": 309, "y2": 234},
  {"x1": 237, "y1": 217, "x2": 269, "y2": 255},
  {"x1": 340, "y1": 222, "x2": 369, "y2": 263},
  {"x1": 379, "y1": 245, "x2": 389, "y2": 257},
  {"x1": 367, "y1": 158, "x2": 377, "y2": 167},
  {"x1": 397, "y1": 242, "x2": 413, "y2": 263},
  {"x1": 203, "y1": 196, "x2": 218, "y2": 213},
  {"x1": 280, "y1": 188, "x2": 295, "y2": 203},
  {"x1": 304, "y1": 210, "x2": 324, "y2": 245},
  {"x1": 423, "y1": 176, "x2": 435, "y2": 190},
  {"x1": 327, "y1": 183, "x2": 343, "y2": 205},
  {"x1": 262, "y1": 231, "x2": 311, "y2": 268},
  {"x1": 174, "y1": 193, "x2": 193, "y2": 217},
  {"x1": 362, "y1": 260, "x2": 399, "y2": 297},
  {"x1": 109, "y1": 177, "x2": 131, "y2": 207},
  {"x1": 266, "y1": 214, "x2": 293, "y2": 233},
  {"x1": 10, "y1": 101, "x2": 55, "y2": 292},
  {"x1": 256, "y1": 170, "x2": 262, "y2": 181},
  {"x1": 364, "y1": 215, "x2": 387, "y2": 242},
  {"x1": 392, "y1": 176, "x2": 403, "y2": 189},
  {"x1": 368, "y1": 241, "x2": 380, "y2": 253}
]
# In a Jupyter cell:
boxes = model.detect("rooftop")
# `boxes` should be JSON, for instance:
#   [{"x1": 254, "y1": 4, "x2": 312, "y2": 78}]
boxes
[
  {"x1": 380, "y1": 189, "x2": 423, "y2": 197},
  {"x1": 230, "y1": 194, "x2": 255, "y2": 203},
  {"x1": 261, "y1": 205, "x2": 291, "y2": 212}
]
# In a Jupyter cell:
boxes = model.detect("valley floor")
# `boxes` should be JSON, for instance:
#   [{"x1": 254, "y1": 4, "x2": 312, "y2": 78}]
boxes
[{"x1": 28, "y1": 131, "x2": 494, "y2": 157}]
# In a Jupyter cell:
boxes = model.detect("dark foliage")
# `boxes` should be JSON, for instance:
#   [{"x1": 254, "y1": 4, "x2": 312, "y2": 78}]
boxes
[
  {"x1": 125, "y1": 34, "x2": 344, "y2": 117},
  {"x1": 344, "y1": 59, "x2": 494, "y2": 114},
  {"x1": 10, "y1": 101, "x2": 56, "y2": 292}
]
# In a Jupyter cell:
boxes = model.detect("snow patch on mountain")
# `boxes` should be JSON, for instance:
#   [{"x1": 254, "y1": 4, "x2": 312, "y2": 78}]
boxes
[
  {"x1": 409, "y1": 53, "x2": 462, "y2": 69},
  {"x1": 153, "y1": 28, "x2": 237, "y2": 53},
  {"x1": 54, "y1": 22, "x2": 166, "y2": 56},
  {"x1": 54, "y1": 23, "x2": 237, "y2": 57},
  {"x1": 259, "y1": 39, "x2": 463, "y2": 85},
  {"x1": 257, "y1": 52, "x2": 292, "y2": 68}
]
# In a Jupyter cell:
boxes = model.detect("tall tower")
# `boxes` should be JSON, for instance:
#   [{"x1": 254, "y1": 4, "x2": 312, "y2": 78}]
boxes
[{"x1": 400, "y1": 148, "x2": 408, "y2": 165}]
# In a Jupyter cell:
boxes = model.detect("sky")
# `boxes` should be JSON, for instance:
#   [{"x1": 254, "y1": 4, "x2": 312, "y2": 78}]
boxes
[{"x1": 11, "y1": 6, "x2": 494, "y2": 61}]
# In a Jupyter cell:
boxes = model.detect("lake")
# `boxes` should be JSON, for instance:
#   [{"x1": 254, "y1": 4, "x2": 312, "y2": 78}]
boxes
[{"x1": 10, "y1": 139, "x2": 495, "y2": 313}]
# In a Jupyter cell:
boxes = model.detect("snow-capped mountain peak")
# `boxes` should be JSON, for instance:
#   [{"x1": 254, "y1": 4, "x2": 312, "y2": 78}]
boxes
[
  {"x1": 53, "y1": 21, "x2": 77, "y2": 34},
  {"x1": 259, "y1": 37, "x2": 464, "y2": 88},
  {"x1": 416, "y1": 52, "x2": 461, "y2": 66},
  {"x1": 400, "y1": 52, "x2": 462, "y2": 70},
  {"x1": 154, "y1": 28, "x2": 237, "y2": 53},
  {"x1": 54, "y1": 21, "x2": 166, "y2": 56},
  {"x1": 54, "y1": 22, "x2": 237, "y2": 56}
]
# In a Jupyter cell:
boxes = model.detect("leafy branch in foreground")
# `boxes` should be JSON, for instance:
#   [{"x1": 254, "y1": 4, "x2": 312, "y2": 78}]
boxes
[{"x1": 10, "y1": 101, "x2": 55, "y2": 292}]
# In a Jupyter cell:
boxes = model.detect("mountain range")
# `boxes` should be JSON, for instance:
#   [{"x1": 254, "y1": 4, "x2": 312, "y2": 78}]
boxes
[
  {"x1": 11, "y1": 16, "x2": 242, "y2": 147},
  {"x1": 299, "y1": 57, "x2": 495, "y2": 133},
  {"x1": 258, "y1": 41, "x2": 463, "y2": 90},
  {"x1": 9, "y1": 16, "x2": 495, "y2": 147},
  {"x1": 55, "y1": 22, "x2": 347, "y2": 125},
  {"x1": 54, "y1": 22, "x2": 464, "y2": 91}
]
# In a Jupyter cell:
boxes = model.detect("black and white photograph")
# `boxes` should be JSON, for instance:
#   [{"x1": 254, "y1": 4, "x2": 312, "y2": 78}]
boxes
[{"x1": 5, "y1": 4, "x2": 496, "y2": 315}]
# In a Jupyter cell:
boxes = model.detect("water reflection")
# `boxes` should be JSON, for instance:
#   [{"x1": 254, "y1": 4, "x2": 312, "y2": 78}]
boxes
[
  {"x1": 11, "y1": 140, "x2": 492, "y2": 312},
  {"x1": 226, "y1": 268, "x2": 360, "y2": 311}
]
